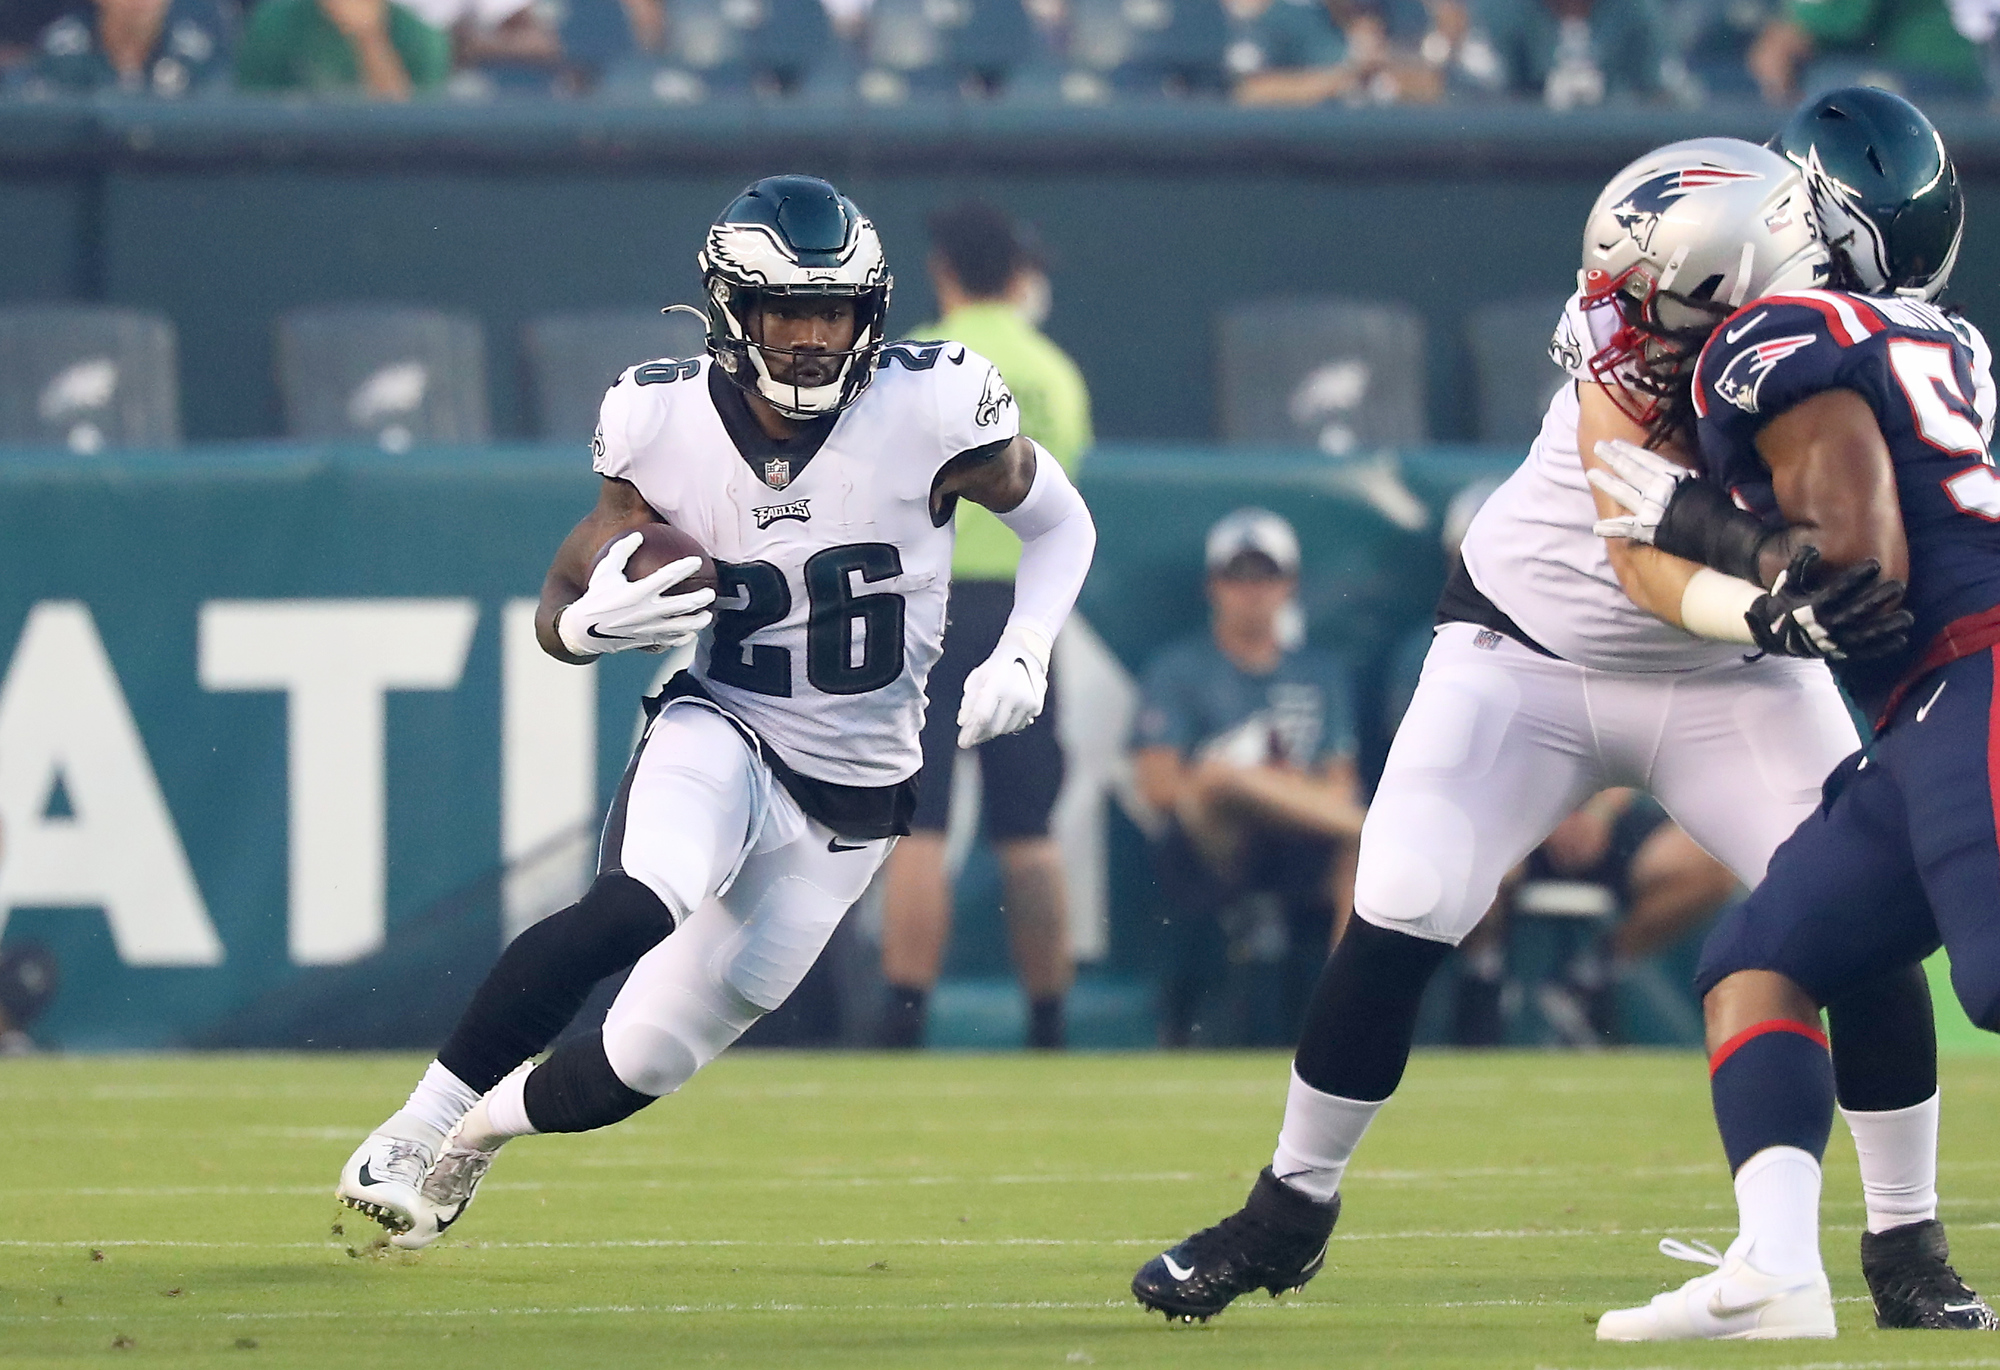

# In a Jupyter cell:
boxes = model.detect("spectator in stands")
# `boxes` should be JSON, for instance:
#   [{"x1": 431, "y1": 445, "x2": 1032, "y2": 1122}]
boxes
[
  {"x1": 1133, "y1": 509, "x2": 1366, "y2": 1048},
  {"x1": 2, "y1": 0, "x2": 71, "y2": 73},
  {"x1": 236, "y1": 0, "x2": 449, "y2": 96},
  {"x1": 1747, "y1": 0, "x2": 1983, "y2": 102},
  {"x1": 1464, "y1": 0, "x2": 1674, "y2": 106},
  {"x1": 877, "y1": 201, "x2": 1093, "y2": 1052},
  {"x1": 21, "y1": 0, "x2": 233, "y2": 95},
  {"x1": 397, "y1": 0, "x2": 565, "y2": 89},
  {"x1": 1227, "y1": 0, "x2": 1451, "y2": 102}
]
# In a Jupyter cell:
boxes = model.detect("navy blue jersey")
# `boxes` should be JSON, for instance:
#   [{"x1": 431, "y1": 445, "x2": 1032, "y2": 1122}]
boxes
[{"x1": 1693, "y1": 288, "x2": 2000, "y2": 718}]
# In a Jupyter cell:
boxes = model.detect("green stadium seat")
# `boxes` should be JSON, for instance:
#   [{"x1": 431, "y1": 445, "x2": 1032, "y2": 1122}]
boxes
[
  {"x1": 0, "y1": 305, "x2": 180, "y2": 454},
  {"x1": 275, "y1": 304, "x2": 489, "y2": 451},
  {"x1": 1216, "y1": 297, "x2": 1427, "y2": 453}
]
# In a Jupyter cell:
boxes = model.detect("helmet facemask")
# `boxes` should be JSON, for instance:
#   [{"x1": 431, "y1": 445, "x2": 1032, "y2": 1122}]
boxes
[
  {"x1": 1581, "y1": 262, "x2": 1734, "y2": 426},
  {"x1": 708, "y1": 277, "x2": 892, "y2": 420}
]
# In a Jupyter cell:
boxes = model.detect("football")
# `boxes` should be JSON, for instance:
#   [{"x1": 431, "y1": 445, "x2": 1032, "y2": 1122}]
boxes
[{"x1": 595, "y1": 522, "x2": 718, "y2": 596}]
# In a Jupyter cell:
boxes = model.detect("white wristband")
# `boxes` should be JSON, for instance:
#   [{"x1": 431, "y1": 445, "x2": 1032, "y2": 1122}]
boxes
[{"x1": 1678, "y1": 566, "x2": 1761, "y2": 644}]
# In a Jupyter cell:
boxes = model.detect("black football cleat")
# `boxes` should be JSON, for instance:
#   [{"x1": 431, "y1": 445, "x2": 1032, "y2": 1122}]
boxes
[
  {"x1": 1132, "y1": 1168, "x2": 1339, "y2": 1323},
  {"x1": 1861, "y1": 1219, "x2": 2000, "y2": 1330}
]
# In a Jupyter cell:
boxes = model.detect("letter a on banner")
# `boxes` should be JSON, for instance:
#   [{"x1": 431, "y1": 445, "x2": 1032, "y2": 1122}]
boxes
[{"x1": 0, "y1": 602, "x2": 222, "y2": 965}]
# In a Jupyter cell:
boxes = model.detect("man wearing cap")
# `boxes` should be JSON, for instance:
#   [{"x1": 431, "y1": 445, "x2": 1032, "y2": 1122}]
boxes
[
  {"x1": 1132, "y1": 509, "x2": 1367, "y2": 1046},
  {"x1": 876, "y1": 200, "x2": 1094, "y2": 1051}
]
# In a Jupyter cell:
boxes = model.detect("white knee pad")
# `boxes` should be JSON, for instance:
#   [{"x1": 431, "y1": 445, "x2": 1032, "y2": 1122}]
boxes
[
  {"x1": 1351, "y1": 790, "x2": 1484, "y2": 945},
  {"x1": 603, "y1": 981, "x2": 760, "y2": 1097}
]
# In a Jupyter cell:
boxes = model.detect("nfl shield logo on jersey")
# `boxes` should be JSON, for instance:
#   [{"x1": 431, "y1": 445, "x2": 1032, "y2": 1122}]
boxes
[{"x1": 763, "y1": 458, "x2": 791, "y2": 489}]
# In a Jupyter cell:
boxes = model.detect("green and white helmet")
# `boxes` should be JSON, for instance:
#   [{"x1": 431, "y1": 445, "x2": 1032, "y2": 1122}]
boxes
[{"x1": 1774, "y1": 86, "x2": 1964, "y2": 301}]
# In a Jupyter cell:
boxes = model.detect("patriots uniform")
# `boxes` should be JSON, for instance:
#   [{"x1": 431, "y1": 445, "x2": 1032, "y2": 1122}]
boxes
[
  {"x1": 1692, "y1": 289, "x2": 2000, "y2": 720},
  {"x1": 1691, "y1": 290, "x2": 2000, "y2": 1027}
]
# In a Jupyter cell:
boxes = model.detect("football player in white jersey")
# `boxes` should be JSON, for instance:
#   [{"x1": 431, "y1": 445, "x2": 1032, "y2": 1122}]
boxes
[
  {"x1": 1133, "y1": 126, "x2": 1992, "y2": 1332},
  {"x1": 334, "y1": 175, "x2": 1096, "y2": 1248}
]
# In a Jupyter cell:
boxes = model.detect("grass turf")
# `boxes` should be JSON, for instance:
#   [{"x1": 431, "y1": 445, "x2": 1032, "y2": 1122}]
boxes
[{"x1": 4, "y1": 1051, "x2": 2000, "y2": 1368}]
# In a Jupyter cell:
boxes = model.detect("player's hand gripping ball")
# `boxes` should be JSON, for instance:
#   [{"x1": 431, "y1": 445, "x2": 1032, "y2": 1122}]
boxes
[{"x1": 558, "y1": 525, "x2": 718, "y2": 658}]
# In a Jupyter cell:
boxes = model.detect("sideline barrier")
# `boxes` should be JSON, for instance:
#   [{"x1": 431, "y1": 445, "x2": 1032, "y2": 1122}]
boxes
[{"x1": 0, "y1": 440, "x2": 1513, "y2": 1048}]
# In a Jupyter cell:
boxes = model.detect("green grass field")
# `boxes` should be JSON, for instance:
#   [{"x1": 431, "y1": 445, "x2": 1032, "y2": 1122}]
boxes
[{"x1": 5, "y1": 1050, "x2": 2000, "y2": 1369}]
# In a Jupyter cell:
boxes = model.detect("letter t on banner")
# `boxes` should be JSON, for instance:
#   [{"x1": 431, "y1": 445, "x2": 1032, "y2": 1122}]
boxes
[{"x1": 201, "y1": 600, "x2": 477, "y2": 965}]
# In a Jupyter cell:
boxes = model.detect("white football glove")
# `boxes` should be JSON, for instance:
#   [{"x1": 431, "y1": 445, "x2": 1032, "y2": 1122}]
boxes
[
  {"x1": 957, "y1": 624, "x2": 1053, "y2": 749},
  {"x1": 557, "y1": 532, "x2": 715, "y2": 658},
  {"x1": 1587, "y1": 437, "x2": 1692, "y2": 543}
]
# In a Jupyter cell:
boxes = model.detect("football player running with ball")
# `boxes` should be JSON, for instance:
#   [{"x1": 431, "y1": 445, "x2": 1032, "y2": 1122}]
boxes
[
  {"x1": 335, "y1": 175, "x2": 1095, "y2": 1247},
  {"x1": 1134, "y1": 116, "x2": 1993, "y2": 1334},
  {"x1": 1593, "y1": 90, "x2": 2000, "y2": 1342}
]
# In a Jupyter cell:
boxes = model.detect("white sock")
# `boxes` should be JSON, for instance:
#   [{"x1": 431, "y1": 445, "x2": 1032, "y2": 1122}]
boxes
[
  {"x1": 381, "y1": 1061, "x2": 481, "y2": 1150},
  {"x1": 1841, "y1": 1091, "x2": 1940, "y2": 1234},
  {"x1": 455, "y1": 1067, "x2": 538, "y2": 1154},
  {"x1": 1734, "y1": 1146, "x2": 1824, "y2": 1279},
  {"x1": 1269, "y1": 1068, "x2": 1385, "y2": 1203}
]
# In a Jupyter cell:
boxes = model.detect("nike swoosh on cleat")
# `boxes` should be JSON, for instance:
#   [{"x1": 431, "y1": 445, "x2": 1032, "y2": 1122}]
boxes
[
  {"x1": 357, "y1": 1160, "x2": 382, "y2": 1188},
  {"x1": 1707, "y1": 1288, "x2": 1782, "y2": 1320},
  {"x1": 1725, "y1": 312, "x2": 1768, "y2": 345},
  {"x1": 827, "y1": 837, "x2": 868, "y2": 853},
  {"x1": 434, "y1": 1203, "x2": 469, "y2": 1232},
  {"x1": 1943, "y1": 1302, "x2": 1986, "y2": 1312},
  {"x1": 1161, "y1": 1254, "x2": 1194, "y2": 1282}
]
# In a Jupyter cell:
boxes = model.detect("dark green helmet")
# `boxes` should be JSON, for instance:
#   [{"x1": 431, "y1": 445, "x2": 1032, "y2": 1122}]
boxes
[{"x1": 1774, "y1": 86, "x2": 1964, "y2": 301}]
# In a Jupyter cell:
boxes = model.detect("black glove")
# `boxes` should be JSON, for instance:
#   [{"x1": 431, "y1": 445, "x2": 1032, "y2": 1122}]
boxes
[{"x1": 1747, "y1": 546, "x2": 1913, "y2": 662}]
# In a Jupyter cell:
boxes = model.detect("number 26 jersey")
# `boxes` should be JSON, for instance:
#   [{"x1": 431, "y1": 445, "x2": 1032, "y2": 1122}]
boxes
[
  {"x1": 1693, "y1": 289, "x2": 2000, "y2": 718},
  {"x1": 591, "y1": 344, "x2": 1020, "y2": 789}
]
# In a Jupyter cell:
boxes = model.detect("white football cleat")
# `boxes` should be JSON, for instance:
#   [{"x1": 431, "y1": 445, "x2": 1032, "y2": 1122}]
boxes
[
  {"x1": 336, "y1": 1131, "x2": 437, "y2": 1237},
  {"x1": 1597, "y1": 1238, "x2": 1837, "y2": 1341},
  {"x1": 390, "y1": 1132, "x2": 500, "y2": 1251}
]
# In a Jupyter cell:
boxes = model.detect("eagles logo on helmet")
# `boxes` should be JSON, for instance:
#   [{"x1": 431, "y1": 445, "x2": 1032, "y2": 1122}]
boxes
[{"x1": 696, "y1": 174, "x2": 895, "y2": 421}]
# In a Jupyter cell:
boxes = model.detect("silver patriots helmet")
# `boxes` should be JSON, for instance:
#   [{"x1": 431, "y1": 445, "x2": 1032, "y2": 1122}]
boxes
[
  {"x1": 699, "y1": 174, "x2": 893, "y2": 419},
  {"x1": 1580, "y1": 137, "x2": 1830, "y2": 423}
]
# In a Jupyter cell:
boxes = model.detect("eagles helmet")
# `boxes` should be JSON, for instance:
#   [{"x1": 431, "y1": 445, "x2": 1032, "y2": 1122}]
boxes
[
  {"x1": 1579, "y1": 137, "x2": 1829, "y2": 423},
  {"x1": 698, "y1": 175, "x2": 893, "y2": 419},
  {"x1": 1774, "y1": 86, "x2": 1964, "y2": 301}
]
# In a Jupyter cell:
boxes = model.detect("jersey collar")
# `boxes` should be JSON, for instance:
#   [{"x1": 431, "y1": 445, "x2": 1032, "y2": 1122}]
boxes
[{"x1": 707, "y1": 364, "x2": 839, "y2": 492}]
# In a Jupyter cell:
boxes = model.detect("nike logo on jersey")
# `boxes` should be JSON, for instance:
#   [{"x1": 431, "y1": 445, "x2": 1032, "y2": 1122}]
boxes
[
  {"x1": 1918, "y1": 680, "x2": 1949, "y2": 722},
  {"x1": 1724, "y1": 312, "x2": 1769, "y2": 345},
  {"x1": 1161, "y1": 1254, "x2": 1195, "y2": 1282},
  {"x1": 753, "y1": 498, "x2": 812, "y2": 529},
  {"x1": 827, "y1": 837, "x2": 868, "y2": 853}
]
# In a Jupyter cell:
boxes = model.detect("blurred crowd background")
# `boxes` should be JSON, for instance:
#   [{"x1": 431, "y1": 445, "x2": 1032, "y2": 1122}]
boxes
[{"x1": 5, "y1": 0, "x2": 2000, "y2": 109}]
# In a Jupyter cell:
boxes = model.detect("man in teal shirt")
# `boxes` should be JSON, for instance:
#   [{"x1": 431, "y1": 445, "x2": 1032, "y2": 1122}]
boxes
[{"x1": 878, "y1": 202, "x2": 1094, "y2": 1050}]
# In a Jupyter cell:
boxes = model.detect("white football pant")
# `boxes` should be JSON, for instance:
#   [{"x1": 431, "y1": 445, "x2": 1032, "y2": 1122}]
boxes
[
  {"x1": 598, "y1": 700, "x2": 891, "y2": 1097},
  {"x1": 1355, "y1": 622, "x2": 1860, "y2": 945}
]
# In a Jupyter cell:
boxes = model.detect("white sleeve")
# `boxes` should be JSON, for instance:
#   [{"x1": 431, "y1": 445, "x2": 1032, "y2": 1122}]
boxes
[
  {"x1": 590, "y1": 366, "x2": 643, "y2": 481},
  {"x1": 934, "y1": 346, "x2": 1021, "y2": 461},
  {"x1": 994, "y1": 440, "x2": 1096, "y2": 656}
]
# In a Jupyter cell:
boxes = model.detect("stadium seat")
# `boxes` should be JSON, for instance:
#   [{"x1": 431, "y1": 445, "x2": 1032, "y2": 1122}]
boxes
[
  {"x1": 275, "y1": 304, "x2": 490, "y2": 451},
  {"x1": 1216, "y1": 297, "x2": 1427, "y2": 452},
  {"x1": 1465, "y1": 294, "x2": 1572, "y2": 445},
  {"x1": 1057, "y1": 0, "x2": 1229, "y2": 100},
  {"x1": 523, "y1": 308, "x2": 709, "y2": 441},
  {"x1": 856, "y1": 0, "x2": 1037, "y2": 101},
  {"x1": 0, "y1": 305, "x2": 180, "y2": 453},
  {"x1": 605, "y1": 0, "x2": 845, "y2": 101}
]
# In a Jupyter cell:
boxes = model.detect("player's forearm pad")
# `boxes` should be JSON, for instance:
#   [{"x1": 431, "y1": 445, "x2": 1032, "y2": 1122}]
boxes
[
  {"x1": 1654, "y1": 479, "x2": 1773, "y2": 585},
  {"x1": 997, "y1": 440, "x2": 1096, "y2": 646}
]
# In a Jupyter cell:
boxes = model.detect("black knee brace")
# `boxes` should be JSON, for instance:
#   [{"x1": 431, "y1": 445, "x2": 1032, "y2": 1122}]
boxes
[
  {"x1": 1292, "y1": 918, "x2": 1454, "y2": 1102},
  {"x1": 523, "y1": 1031, "x2": 657, "y2": 1134},
  {"x1": 436, "y1": 872, "x2": 677, "y2": 1094},
  {"x1": 1827, "y1": 962, "x2": 1937, "y2": 1113}
]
